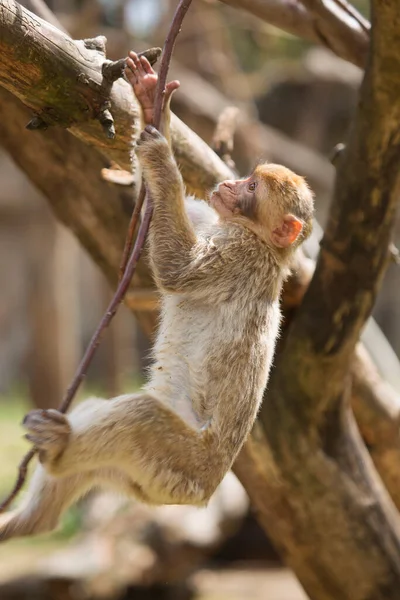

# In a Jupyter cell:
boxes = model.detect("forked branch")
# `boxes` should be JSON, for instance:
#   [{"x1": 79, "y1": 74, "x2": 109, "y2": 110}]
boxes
[{"x1": 220, "y1": 0, "x2": 369, "y2": 68}]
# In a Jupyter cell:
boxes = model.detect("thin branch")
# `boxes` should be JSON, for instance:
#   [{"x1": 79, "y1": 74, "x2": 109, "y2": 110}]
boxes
[
  {"x1": 0, "y1": 0, "x2": 194, "y2": 513},
  {"x1": 220, "y1": 0, "x2": 369, "y2": 68},
  {"x1": 0, "y1": 0, "x2": 231, "y2": 195},
  {"x1": 119, "y1": 183, "x2": 146, "y2": 279},
  {"x1": 212, "y1": 106, "x2": 240, "y2": 171},
  {"x1": 119, "y1": 1, "x2": 194, "y2": 278},
  {"x1": 332, "y1": 0, "x2": 370, "y2": 33}
]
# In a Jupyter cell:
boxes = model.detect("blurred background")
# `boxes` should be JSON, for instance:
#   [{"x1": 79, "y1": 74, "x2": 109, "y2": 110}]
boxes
[{"x1": 1, "y1": 0, "x2": 395, "y2": 598}]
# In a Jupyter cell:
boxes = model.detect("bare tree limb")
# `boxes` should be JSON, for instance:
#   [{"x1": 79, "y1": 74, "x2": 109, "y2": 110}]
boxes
[
  {"x1": 3, "y1": 3, "x2": 400, "y2": 591},
  {"x1": 300, "y1": 0, "x2": 369, "y2": 66},
  {"x1": 283, "y1": 250, "x2": 400, "y2": 510},
  {"x1": 0, "y1": 0, "x2": 230, "y2": 197},
  {"x1": 212, "y1": 106, "x2": 240, "y2": 170},
  {"x1": 220, "y1": 0, "x2": 369, "y2": 68},
  {"x1": 332, "y1": 0, "x2": 370, "y2": 33},
  {"x1": 234, "y1": 0, "x2": 400, "y2": 595}
]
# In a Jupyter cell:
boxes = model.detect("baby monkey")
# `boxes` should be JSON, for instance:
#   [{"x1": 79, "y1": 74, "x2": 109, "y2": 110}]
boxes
[{"x1": 0, "y1": 52, "x2": 314, "y2": 540}]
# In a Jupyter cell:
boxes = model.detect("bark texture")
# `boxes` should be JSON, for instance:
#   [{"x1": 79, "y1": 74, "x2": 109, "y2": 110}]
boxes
[
  {"x1": 283, "y1": 256, "x2": 400, "y2": 512},
  {"x1": 0, "y1": 0, "x2": 232, "y2": 198},
  {"x1": 234, "y1": 1, "x2": 400, "y2": 597},
  {"x1": 0, "y1": 86, "x2": 156, "y2": 337},
  {"x1": 2, "y1": 2, "x2": 400, "y2": 598}
]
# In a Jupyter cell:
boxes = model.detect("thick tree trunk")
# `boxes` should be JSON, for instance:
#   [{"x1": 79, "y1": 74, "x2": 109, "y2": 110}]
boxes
[
  {"x1": 234, "y1": 416, "x2": 400, "y2": 600},
  {"x1": 234, "y1": 0, "x2": 400, "y2": 597},
  {"x1": 284, "y1": 256, "x2": 400, "y2": 512}
]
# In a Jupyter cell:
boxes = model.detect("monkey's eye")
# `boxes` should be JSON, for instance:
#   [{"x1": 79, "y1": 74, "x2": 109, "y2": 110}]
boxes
[{"x1": 248, "y1": 182, "x2": 257, "y2": 192}]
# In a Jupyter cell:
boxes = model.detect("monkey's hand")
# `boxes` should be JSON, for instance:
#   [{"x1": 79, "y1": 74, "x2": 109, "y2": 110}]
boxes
[
  {"x1": 23, "y1": 409, "x2": 71, "y2": 468},
  {"x1": 136, "y1": 125, "x2": 188, "y2": 247},
  {"x1": 125, "y1": 51, "x2": 179, "y2": 125}
]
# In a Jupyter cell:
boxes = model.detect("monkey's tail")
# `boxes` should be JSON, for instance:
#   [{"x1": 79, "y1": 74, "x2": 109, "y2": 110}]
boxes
[{"x1": 0, "y1": 464, "x2": 93, "y2": 542}]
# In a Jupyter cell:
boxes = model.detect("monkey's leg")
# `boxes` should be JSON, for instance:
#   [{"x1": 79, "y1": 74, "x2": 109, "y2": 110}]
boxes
[
  {"x1": 0, "y1": 458, "x2": 141, "y2": 542},
  {"x1": 0, "y1": 465, "x2": 95, "y2": 541},
  {"x1": 23, "y1": 394, "x2": 223, "y2": 505}
]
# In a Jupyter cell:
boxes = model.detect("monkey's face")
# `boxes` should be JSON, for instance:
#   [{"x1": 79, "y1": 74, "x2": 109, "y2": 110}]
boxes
[
  {"x1": 210, "y1": 175, "x2": 257, "y2": 220},
  {"x1": 210, "y1": 163, "x2": 314, "y2": 251}
]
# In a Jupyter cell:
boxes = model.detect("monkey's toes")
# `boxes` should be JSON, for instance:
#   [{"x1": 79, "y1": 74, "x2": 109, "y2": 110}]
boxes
[{"x1": 22, "y1": 409, "x2": 71, "y2": 452}]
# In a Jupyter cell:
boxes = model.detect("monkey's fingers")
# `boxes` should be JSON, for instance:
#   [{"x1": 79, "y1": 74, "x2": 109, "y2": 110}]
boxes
[
  {"x1": 22, "y1": 410, "x2": 71, "y2": 451},
  {"x1": 22, "y1": 409, "x2": 69, "y2": 428},
  {"x1": 129, "y1": 51, "x2": 147, "y2": 78},
  {"x1": 140, "y1": 54, "x2": 156, "y2": 76},
  {"x1": 125, "y1": 58, "x2": 139, "y2": 85}
]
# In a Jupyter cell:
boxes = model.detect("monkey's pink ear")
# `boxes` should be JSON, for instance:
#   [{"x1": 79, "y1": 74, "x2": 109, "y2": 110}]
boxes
[{"x1": 271, "y1": 215, "x2": 303, "y2": 248}]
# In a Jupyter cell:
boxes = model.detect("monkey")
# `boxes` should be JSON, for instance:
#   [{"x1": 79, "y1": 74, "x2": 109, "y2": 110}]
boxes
[{"x1": 0, "y1": 52, "x2": 314, "y2": 541}]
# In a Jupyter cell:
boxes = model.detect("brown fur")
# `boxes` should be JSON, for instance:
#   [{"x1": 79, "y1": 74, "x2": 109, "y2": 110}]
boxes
[{"x1": 0, "y1": 55, "x2": 314, "y2": 542}]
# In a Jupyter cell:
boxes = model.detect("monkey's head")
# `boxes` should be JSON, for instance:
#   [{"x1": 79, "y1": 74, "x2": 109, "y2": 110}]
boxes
[{"x1": 210, "y1": 163, "x2": 314, "y2": 252}]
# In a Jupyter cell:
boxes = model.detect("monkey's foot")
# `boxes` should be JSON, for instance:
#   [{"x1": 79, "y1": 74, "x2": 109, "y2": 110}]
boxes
[{"x1": 23, "y1": 409, "x2": 71, "y2": 462}]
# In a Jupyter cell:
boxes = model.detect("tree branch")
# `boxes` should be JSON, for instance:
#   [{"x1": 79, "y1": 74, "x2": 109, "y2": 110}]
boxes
[
  {"x1": 280, "y1": 7, "x2": 400, "y2": 423},
  {"x1": 233, "y1": 0, "x2": 400, "y2": 596},
  {"x1": 220, "y1": 0, "x2": 369, "y2": 68},
  {"x1": 23, "y1": 0, "x2": 68, "y2": 32},
  {"x1": 283, "y1": 250, "x2": 400, "y2": 510},
  {"x1": 3, "y1": 3, "x2": 400, "y2": 592},
  {"x1": 300, "y1": 0, "x2": 369, "y2": 66},
  {"x1": 0, "y1": 0, "x2": 229, "y2": 197}
]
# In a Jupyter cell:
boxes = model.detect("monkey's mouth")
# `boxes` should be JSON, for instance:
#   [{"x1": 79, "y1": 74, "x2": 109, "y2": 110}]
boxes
[
  {"x1": 210, "y1": 190, "x2": 222, "y2": 207},
  {"x1": 211, "y1": 189, "x2": 236, "y2": 210},
  {"x1": 210, "y1": 192, "x2": 239, "y2": 219}
]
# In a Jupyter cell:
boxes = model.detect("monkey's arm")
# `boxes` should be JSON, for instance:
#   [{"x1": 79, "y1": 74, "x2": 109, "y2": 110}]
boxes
[
  {"x1": 136, "y1": 126, "x2": 248, "y2": 298},
  {"x1": 136, "y1": 125, "x2": 198, "y2": 277}
]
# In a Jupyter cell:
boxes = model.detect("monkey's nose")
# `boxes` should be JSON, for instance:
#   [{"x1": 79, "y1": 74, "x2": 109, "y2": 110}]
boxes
[{"x1": 221, "y1": 180, "x2": 236, "y2": 190}]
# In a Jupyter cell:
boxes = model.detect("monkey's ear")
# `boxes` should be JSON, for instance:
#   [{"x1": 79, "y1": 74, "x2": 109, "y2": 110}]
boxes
[{"x1": 271, "y1": 215, "x2": 303, "y2": 248}]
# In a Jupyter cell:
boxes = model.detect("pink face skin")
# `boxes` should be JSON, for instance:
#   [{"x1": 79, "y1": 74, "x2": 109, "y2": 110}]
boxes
[
  {"x1": 210, "y1": 176, "x2": 258, "y2": 219},
  {"x1": 209, "y1": 171, "x2": 305, "y2": 249}
]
